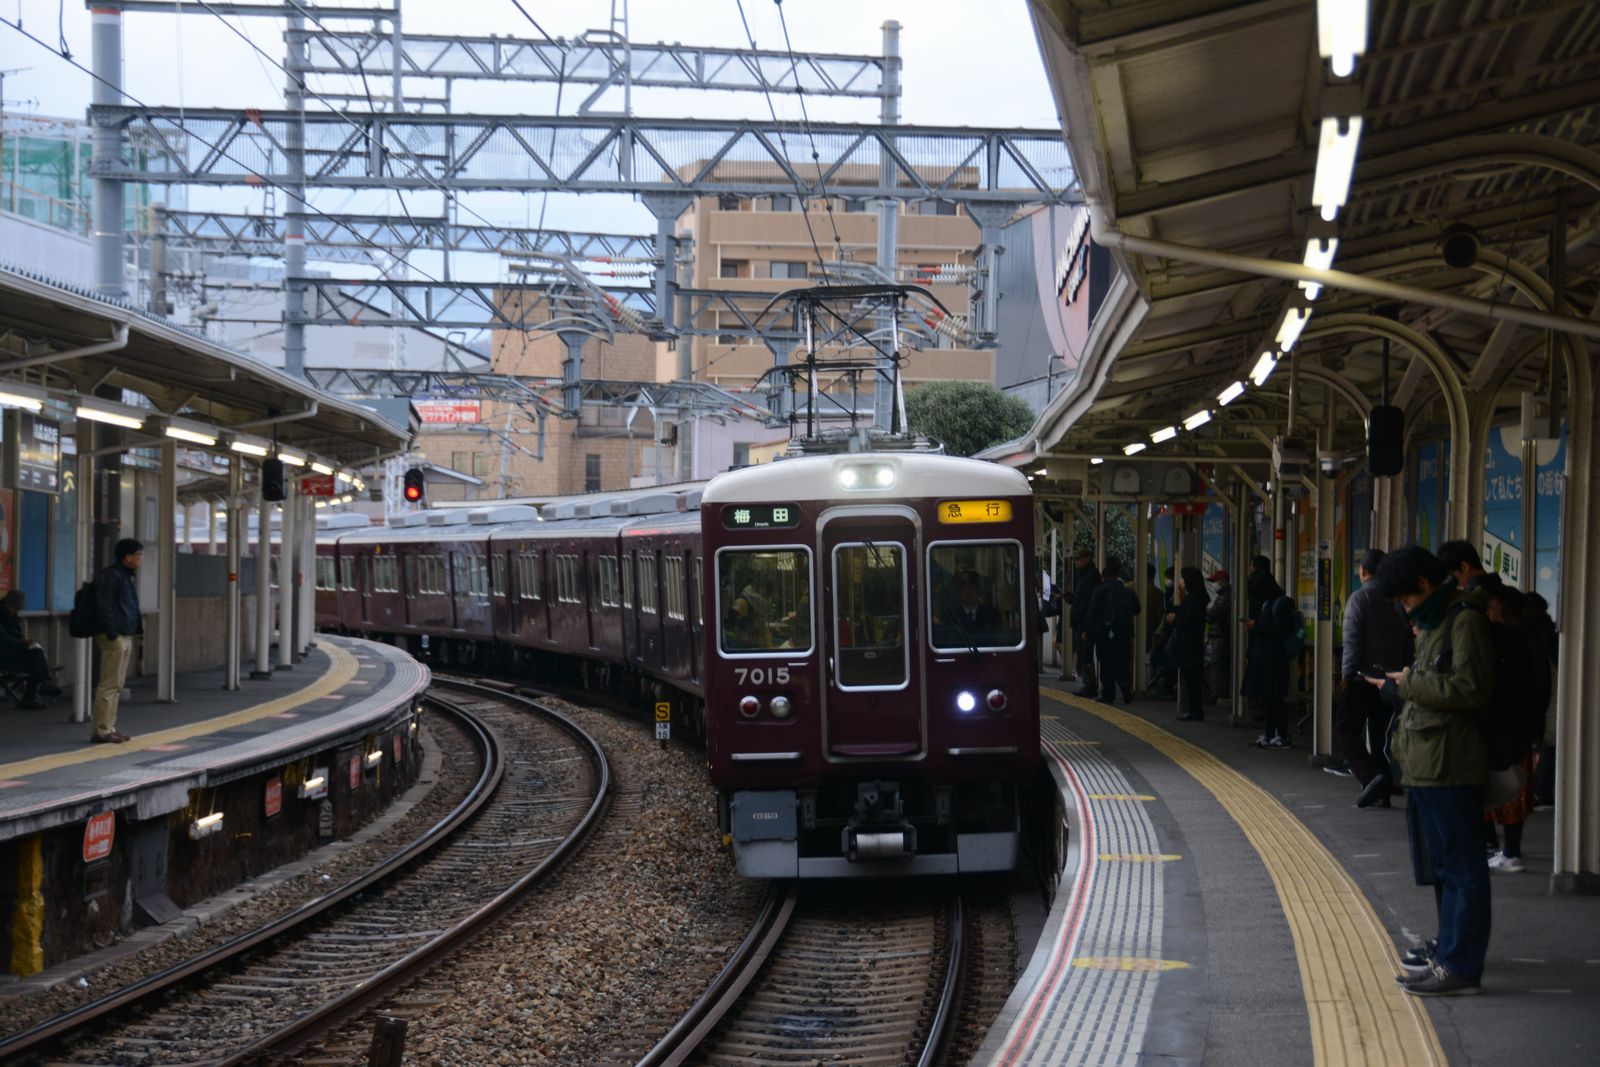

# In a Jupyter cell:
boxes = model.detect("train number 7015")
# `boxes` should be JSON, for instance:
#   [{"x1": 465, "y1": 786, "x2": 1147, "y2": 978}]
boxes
[{"x1": 733, "y1": 666, "x2": 790, "y2": 685}]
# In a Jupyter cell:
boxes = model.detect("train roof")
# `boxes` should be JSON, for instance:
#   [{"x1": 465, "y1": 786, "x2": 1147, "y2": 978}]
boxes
[{"x1": 701, "y1": 452, "x2": 1030, "y2": 504}]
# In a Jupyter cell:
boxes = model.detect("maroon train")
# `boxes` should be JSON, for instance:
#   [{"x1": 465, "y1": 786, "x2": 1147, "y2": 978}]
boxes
[{"x1": 316, "y1": 450, "x2": 1039, "y2": 877}]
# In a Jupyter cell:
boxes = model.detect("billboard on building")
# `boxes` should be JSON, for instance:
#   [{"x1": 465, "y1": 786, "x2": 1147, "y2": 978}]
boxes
[{"x1": 415, "y1": 399, "x2": 481, "y2": 424}]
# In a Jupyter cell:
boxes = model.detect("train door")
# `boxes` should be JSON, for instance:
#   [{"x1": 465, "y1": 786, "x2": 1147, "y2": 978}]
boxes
[{"x1": 820, "y1": 512, "x2": 922, "y2": 758}]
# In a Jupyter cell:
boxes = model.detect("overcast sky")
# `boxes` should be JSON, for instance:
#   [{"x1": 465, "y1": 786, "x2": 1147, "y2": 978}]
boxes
[{"x1": 2, "y1": 0, "x2": 1062, "y2": 286}]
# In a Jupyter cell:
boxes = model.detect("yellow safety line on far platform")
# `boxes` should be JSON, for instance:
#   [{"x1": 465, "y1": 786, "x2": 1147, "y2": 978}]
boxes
[
  {"x1": 0, "y1": 643, "x2": 360, "y2": 780},
  {"x1": 1044, "y1": 687, "x2": 1447, "y2": 1067}
]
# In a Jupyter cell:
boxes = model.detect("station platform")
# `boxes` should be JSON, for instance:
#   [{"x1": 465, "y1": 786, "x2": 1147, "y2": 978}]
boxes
[
  {"x1": 0, "y1": 635, "x2": 428, "y2": 844},
  {"x1": 978, "y1": 676, "x2": 1600, "y2": 1067}
]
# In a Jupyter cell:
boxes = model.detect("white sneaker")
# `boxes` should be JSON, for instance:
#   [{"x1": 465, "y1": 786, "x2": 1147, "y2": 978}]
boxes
[{"x1": 1487, "y1": 851, "x2": 1525, "y2": 874}]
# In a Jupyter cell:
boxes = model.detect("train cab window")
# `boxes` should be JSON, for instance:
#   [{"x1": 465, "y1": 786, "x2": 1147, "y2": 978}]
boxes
[
  {"x1": 928, "y1": 542, "x2": 1024, "y2": 652},
  {"x1": 492, "y1": 554, "x2": 506, "y2": 597},
  {"x1": 717, "y1": 548, "x2": 811, "y2": 654},
  {"x1": 832, "y1": 543, "x2": 908, "y2": 689},
  {"x1": 639, "y1": 554, "x2": 659, "y2": 615}
]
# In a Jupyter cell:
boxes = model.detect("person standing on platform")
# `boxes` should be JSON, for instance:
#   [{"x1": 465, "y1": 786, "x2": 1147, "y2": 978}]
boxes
[
  {"x1": 1085, "y1": 558, "x2": 1138, "y2": 705},
  {"x1": 1340, "y1": 549, "x2": 1415, "y2": 807},
  {"x1": 1204, "y1": 569, "x2": 1233, "y2": 701},
  {"x1": 1069, "y1": 550, "x2": 1100, "y2": 693},
  {"x1": 1168, "y1": 566, "x2": 1209, "y2": 721},
  {"x1": 1378, "y1": 545, "x2": 1494, "y2": 997},
  {"x1": 1145, "y1": 565, "x2": 1175, "y2": 699},
  {"x1": 1242, "y1": 569, "x2": 1295, "y2": 748},
  {"x1": 1440, "y1": 540, "x2": 1493, "y2": 591},
  {"x1": 90, "y1": 538, "x2": 144, "y2": 744},
  {"x1": 0, "y1": 591, "x2": 61, "y2": 708}
]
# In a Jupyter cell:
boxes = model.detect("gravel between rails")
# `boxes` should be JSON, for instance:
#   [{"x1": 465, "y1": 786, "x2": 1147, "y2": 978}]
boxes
[
  {"x1": 299, "y1": 694, "x2": 766, "y2": 1067},
  {"x1": 0, "y1": 711, "x2": 476, "y2": 1040}
]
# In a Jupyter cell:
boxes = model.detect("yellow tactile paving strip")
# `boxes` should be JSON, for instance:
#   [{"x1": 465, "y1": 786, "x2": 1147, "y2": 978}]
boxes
[
  {"x1": 1044, "y1": 687, "x2": 1448, "y2": 1067},
  {"x1": 0, "y1": 642, "x2": 359, "y2": 780}
]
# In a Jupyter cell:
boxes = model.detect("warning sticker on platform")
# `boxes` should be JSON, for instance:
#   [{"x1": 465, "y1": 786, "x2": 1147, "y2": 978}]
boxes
[{"x1": 82, "y1": 811, "x2": 114, "y2": 865}]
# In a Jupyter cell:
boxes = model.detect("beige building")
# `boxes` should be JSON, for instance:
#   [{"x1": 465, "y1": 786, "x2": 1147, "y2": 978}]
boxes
[{"x1": 419, "y1": 192, "x2": 999, "y2": 499}]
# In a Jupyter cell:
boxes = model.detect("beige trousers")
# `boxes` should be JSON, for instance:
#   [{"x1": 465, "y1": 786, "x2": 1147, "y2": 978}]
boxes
[{"x1": 92, "y1": 634, "x2": 133, "y2": 736}]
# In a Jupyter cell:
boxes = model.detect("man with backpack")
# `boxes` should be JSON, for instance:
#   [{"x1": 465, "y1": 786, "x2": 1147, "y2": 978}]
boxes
[
  {"x1": 1085, "y1": 557, "x2": 1139, "y2": 705},
  {"x1": 88, "y1": 538, "x2": 144, "y2": 744},
  {"x1": 1340, "y1": 549, "x2": 1414, "y2": 807},
  {"x1": 1376, "y1": 545, "x2": 1493, "y2": 997}
]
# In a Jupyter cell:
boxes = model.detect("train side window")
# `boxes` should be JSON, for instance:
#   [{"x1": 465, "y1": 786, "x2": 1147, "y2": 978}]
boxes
[
  {"x1": 451, "y1": 553, "x2": 465, "y2": 597},
  {"x1": 832, "y1": 543, "x2": 908, "y2": 689},
  {"x1": 664, "y1": 556, "x2": 685, "y2": 620},
  {"x1": 927, "y1": 541, "x2": 1025, "y2": 652},
  {"x1": 622, "y1": 551, "x2": 635, "y2": 608},
  {"x1": 339, "y1": 557, "x2": 355, "y2": 591},
  {"x1": 404, "y1": 556, "x2": 416, "y2": 597},
  {"x1": 716, "y1": 548, "x2": 811, "y2": 655},
  {"x1": 598, "y1": 556, "x2": 620, "y2": 607},
  {"x1": 639, "y1": 554, "x2": 659, "y2": 614},
  {"x1": 692, "y1": 557, "x2": 704, "y2": 625},
  {"x1": 492, "y1": 554, "x2": 506, "y2": 597}
]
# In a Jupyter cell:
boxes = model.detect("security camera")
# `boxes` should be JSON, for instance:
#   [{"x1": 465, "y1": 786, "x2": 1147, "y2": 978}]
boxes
[{"x1": 1319, "y1": 451, "x2": 1343, "y2": 476}]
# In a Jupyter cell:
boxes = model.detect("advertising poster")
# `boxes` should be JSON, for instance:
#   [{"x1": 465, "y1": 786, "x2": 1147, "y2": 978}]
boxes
[
  {"x1": 1533, "y1": 431, "x2": 1565, "y2": 616},
  {"x1": 1201, "y1": 503, "x2": 1227, "y2": 584},
  {"x1": 0, "y1": 489, "x2": 14, "y2": 596},
  {"x1": 1481, "y1": 425, "x2": 1524, "y2": 585},
  {"x1": 1413, "y1": 441, "x2": 1439, "y2": 552}
]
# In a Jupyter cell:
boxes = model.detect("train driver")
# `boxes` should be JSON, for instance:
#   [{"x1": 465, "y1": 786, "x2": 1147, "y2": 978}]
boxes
[{"x1": 953, "y1": 570, "x2": 1000, "y2": 637}]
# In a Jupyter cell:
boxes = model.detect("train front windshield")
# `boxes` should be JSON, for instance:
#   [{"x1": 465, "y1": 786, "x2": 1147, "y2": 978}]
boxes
[
  {"x1": 929, "y1": 542, "x2": 1024, "y2": 651},
  {"x1": 718, "y1": 549, "x2": 812, "y2": 653}
]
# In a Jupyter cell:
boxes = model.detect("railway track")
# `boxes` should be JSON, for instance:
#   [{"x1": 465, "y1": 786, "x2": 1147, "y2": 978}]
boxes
[
  {"x1": 640, "y1": 885, "x2": 963, "y2": 1067},
  {"x1": 1, "y1": 680, "x2": 609, "y2": 1066}
]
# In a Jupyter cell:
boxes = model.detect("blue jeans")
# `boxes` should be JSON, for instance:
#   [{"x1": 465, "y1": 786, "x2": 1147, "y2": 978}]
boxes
[{"x1": 1409, "y1": 785, "x2": 1492, "y2": 981}]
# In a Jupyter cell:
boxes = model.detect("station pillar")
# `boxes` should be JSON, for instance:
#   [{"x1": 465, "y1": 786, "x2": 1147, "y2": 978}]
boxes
[
  {"x1": 1133, "y1": 502, "x2": 1149, "y2": 695},
  {"x1": 224, "y1": 458, "x2": 242, "y2": 691},
  {"x1": 278, "y1": 490, "x2": 296, "y2": 670},
  {"x1": 252, "y1": 492, "x2": 271, "y2": 679},
  {"x1": 156, "y1": 442, "x2": 176, "y2": 702},
  {"x1": 71, "y1": 436, "x2": 95, "y2": 724}
]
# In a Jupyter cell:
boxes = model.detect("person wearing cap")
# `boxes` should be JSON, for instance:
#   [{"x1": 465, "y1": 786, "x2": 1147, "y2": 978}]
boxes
[
  {"x1": 1204, "y1": 568, "x2": 1233, "y2": 702},
  {"x1": 90, "y1": 538, "x2": 144, "y2": 743}
]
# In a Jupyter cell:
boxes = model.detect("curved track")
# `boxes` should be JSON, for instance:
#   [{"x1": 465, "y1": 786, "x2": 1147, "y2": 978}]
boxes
[{"x1": 1, "y1": 681, "x2": 609, "y2": 1067}]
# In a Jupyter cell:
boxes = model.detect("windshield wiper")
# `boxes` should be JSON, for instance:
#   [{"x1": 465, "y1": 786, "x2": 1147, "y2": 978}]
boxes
[{"x1": 938, "y1": 590, "x2": 981, "y2": 657}]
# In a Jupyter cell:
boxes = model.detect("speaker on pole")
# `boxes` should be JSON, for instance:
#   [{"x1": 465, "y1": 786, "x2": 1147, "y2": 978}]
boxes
[{"x1": 1367, "y1": 405, "x2": 1404, "y2": 476}]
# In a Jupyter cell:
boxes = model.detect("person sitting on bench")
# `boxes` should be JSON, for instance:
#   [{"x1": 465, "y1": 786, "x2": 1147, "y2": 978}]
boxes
[{"x1": 0, "y1": 590, "x2": 61, "y2": 709}]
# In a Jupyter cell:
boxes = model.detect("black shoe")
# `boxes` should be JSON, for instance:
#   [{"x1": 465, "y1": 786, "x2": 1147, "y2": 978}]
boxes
[
  {"x1": 1357, "y1": 774, "x2": 1392, "y2": 809},
  {"x1": 1400, "y1": 962, "x2": 1479, "y2": 997},
  {"x1": 1177, "y1": 713, "x2": 1203, "y2": 721},
  {"x1": 1399, "y1": 939, "x2": 1437, "y2": 975}
]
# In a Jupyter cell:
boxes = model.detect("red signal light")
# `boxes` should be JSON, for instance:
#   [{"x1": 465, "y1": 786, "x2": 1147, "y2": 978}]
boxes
[{"x1": 402, "y1": 467, "x2": 425, "y2": 504}]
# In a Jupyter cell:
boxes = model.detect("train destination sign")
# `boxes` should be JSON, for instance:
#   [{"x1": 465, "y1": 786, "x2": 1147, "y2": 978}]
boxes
[
  {"x1": 723, "y1": 504, "x2": 800, "y2": 530},
  {"x1": 938, "y1": 499, "x2": 1013, "y2": 524}
]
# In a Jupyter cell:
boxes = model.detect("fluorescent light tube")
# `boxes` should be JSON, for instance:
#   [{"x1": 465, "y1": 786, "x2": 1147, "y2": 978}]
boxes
[
  {"x1": 1251, "y1": 351, "x2": 1278, "y2": 386},
  {"x1": 77, "y1": 403, "x2": 145, "y2": 430},
  {"x1": 230, "y1": 439, "x2": 270, "y2": 457},
  {"x1": 1276, "y1": 307, "x2": 1311, "y2": 351},
  {"x1": 310, "y1": 462, "x2": 334, "y2": 475},
  {"x1": 166, "y1": 426, "x2": 218, "y2": 446},
  {"x1": 0, "y1": 385, "x2": 47, "y2": 411},
  {"x1": 1089, "y1": 457, "x2": 1104, "y2": 465},
  {"x1": 1318, "y1": 0, "x2": 1368, "y2": 78},
  {"x1": 277, "y1": 451, "x2": 306, "y2": 466},
  {"x1": 1301, "y1": 236, "x2": 1339, "y2": 299},
  {"x1": 1184, "y1": 410, "x2": 1213, "y2": 430},
  {"x1": 1123, "y1": 442, "x2": 1147, "y2": 456},
  {"x1": 1217, "y1": 381, "x2": 1246, "y2": 406},
  {"x1": 1312, "y1": 116, "x2": 1363, "y2": 222},
  {"x1": 1150, "y1": 425, "x2": 1178, "y2": 444}
]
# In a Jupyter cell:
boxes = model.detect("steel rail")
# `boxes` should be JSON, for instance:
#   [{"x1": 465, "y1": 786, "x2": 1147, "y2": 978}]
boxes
[
  {"x1": 918, "y1": 895, "x2": 965, "y2": 1067},
  {"x1": 218, "y1": 679, "x2": 612, "y2": 1066},
  {"x1": 0, "y1": 697, "x2": 495, "y2": 1062}
]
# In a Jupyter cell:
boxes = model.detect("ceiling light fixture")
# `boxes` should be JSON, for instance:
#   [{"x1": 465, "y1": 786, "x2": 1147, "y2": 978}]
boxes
[
  {"x1": 76, "y1": 400, "x2": 145, "y2": 430},
  {"x1": 1123, "y1": 442, "x2": 1147, "y2": 456},
  {"x1": 1317, "y1": 0, "x2": 1369, "y2": 78},
  {"x1": 0, "y1": 383, "x2": 48, "y2": 412},
  {"x1": 1276, "y1": 306, "x2": 1312, "y2": 351},
  {"x1": 1251, "y1": 351, "x2": 1279, "y2": 387},
  {"x1": 1217, "y1": 381, "x2": 1246, "y2": 406},
  {"x1": 1311, "y1": 115, "x2": 1363, "y2": 222},
  {"x1": 1150, "y1": 425, "x2": 1178, "y2": 444},
  {"x1": 1183, "y1": 410, "x2": 1212, "y2": 431},
  {"x1": 1300, "y1": 236, "x2": 1339, "y2": 300},
  {"x1": 1089, "y1": 457, "x2": 1104, "y2": 465},
  {"x1": 310, "y1": 461, "x2": 334, "y2": 476}
]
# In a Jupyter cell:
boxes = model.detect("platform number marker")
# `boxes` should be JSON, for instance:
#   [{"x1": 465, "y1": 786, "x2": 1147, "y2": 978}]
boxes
[
  {"x1": 82, "y1": 811, "x2": 115, "y2": 865},
  {"x1": 655, "y1": 702, "x2": 671, "y2": 742}
]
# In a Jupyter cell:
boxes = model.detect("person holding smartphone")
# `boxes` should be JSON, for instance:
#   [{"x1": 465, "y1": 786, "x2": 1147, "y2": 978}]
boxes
[{"x1": 1339, "y1": 549, "x2": 1414, "y2": 806}]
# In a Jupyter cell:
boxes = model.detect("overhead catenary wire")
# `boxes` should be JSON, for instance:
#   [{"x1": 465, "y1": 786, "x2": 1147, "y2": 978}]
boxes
[{"x1": 772, "y1": 0, "x2": 846, "y2": 271}]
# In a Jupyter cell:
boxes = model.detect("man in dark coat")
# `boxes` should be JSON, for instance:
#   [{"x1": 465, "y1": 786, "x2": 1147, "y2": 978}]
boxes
[
  {"x1": 1204, "y1": 569, "x2": 1233, "y2": 700},
  {"x1": 1242, "y1": 569, "x2": 1295, "y2": 748},
  {"x1": 91, "y1": 538, "x2": 144, "y2": 743},
  {"x1": 0, "y1": 590, "x2": 60, "y2": 708},
  {"x1": 1085, "y1": 558, "x2": 1138, "y2": 704},
  {"x1": 1340, "y1": 549, "x2": 1414, "y2": 806},
  {"x1": 1069, "y1": 551, "x2": 1100, "y2": 694},
  {"x1": 1168, "y1": 567, "x2": 1210, "y2": 721}
]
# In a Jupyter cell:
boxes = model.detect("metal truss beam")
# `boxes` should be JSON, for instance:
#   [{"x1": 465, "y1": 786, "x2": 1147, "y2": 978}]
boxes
[
  {"x1": 109, "y1": 2, "x2": 396, "y2": 16},
  {"x1": 295, "y1": 30, "x2": 887, "y2": 104},
  {"x1": 89, "y1": 106, "x2": 1080, "y2": 203},
  {"x1": 144, "y1": 209, "x2": 659, "y2": 261}
]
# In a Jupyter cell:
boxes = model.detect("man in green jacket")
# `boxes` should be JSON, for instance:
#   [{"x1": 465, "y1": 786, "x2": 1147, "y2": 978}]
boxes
[{"x1": 1377, "y1": 545, "x2": 1493, "y2": 997}]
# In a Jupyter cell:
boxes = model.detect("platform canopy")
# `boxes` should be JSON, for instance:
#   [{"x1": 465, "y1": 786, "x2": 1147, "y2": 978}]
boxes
[
  {"x1": 0, "y1": 263, "x2": 414, "y2": 468},
  {"x1": 1008, "y1": 0, "x2": 1600, "y2": 531}
]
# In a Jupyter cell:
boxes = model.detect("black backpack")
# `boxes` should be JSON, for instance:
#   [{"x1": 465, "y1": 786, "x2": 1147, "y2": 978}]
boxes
[
  {"x1": 1440, "y1": 602, "x2": 1546, "y2": 771},
  {"x1": 68, "y1": 581, "x2": 99, "y2": 639}
]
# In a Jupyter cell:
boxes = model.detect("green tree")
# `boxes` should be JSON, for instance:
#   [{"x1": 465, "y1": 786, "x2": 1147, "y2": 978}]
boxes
[{"x1": 904, "y1": 380, "x2": 1036, "y2": 458}]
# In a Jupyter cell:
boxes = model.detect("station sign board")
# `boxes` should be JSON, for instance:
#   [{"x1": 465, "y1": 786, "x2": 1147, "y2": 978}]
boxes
[
  {"x1": 348, "y1": 753, "x2": 362, "y2": 791},
  {"x1": 264, "y1": 776, "x2": 283, "y2": 818},
  {"x1": 300, "y1": 473, "x2": 337, "y2": 497},
  {"x1": 82, "y1": 811, "x2": 115, "y2": 864},
  {"x1": 415, "y1": 399, "x2": 481, "y2": 424},
  {"x1": 4, "y1": 412, "x2": 62, "y2": 493}
]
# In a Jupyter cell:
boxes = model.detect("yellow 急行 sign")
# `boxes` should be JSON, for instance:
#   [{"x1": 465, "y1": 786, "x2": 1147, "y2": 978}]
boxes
[{"x1": 937, "y1": 499, "x2": 1013, "y2": 524}]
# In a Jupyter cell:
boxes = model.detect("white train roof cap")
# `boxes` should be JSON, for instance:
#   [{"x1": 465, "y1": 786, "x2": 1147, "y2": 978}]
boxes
[
  {"x1": 701, "y1": 452, "x2": 1030, "y2": 505},
  {"x1": 468, "y1": 505, "x2": 542, "y2": 525}
]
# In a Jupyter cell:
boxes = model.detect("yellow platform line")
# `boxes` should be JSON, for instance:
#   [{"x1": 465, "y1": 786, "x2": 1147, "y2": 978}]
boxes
[
  {"x1": 1, "y1": 643, "x2": 360, "y2": 780},
  {"x1": 1044, "y1": 687, "x2": 1447, "y2": 1067}
]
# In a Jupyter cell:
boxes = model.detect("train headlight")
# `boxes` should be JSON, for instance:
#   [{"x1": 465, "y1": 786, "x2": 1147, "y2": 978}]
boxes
[
  {"x1": 986, "y1": 689, "x2": 1008, "y2": 711},
  {"x1": 769, "y1": 695, "x2": 792, "y2": 719},
  {"x1": 837, "y1": 463, "x2": 895, "y2": 491},
  {"x1": 739, "y1": 695, "x2": 761, "y2": 717},
  {"x1": 955, "y1": 690, "x2": 978, "y2": 714}
]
